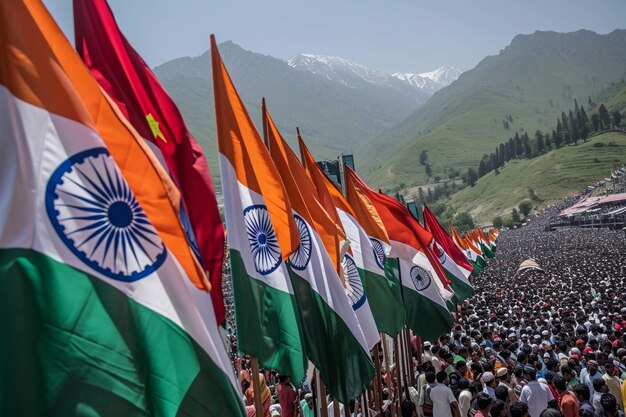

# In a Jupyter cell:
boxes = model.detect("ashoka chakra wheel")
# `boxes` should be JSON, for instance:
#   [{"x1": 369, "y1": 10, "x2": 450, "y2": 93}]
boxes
[{"x1": 243, "y1": 204, "x2": 282, "y2": 275}]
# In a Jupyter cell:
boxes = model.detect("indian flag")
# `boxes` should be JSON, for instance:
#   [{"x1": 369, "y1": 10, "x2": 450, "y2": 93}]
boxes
[
  {"x1": 74, "y1": 0, "x2": 227, "y2": 324},
  {"x1": 211, "y1": 37, "x2": 307, "y2": 382},
  {"x1": 344, "y1": 168, "x2": 453, "y2": 342},
  {"x1": 298, "y1": 135, "x2": 380, "y2": 349},
  {"x1": 488, "y1": 230, "x2": 497, "y2": 252},
  {"x1": 423, "y1": 205, "x2": 474, "y2": 301},
  {"x1": 327, "y1": 156, "x2": 405, "y2": 337},
  {"x1": 450, "y1": 225, "x2": 484, "y2": 273},
  {"x1": 0, "y1": 2, "x2": 243, "y2": 416},
  {"x1": 477, "y1": 230, "x2": 495, "y2": 259},
  {"x1": 265, "y1": 106, "x2": 374, "y2": 404}
]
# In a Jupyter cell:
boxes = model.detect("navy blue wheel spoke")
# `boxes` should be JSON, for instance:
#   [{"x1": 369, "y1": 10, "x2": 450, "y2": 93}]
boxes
[
  {"x1": 89, "y1": 224, "x2": 113, "y2": 258},
  {"x1": 87, "y1": 159, "x2": 115, "y2": 200},
  {"x1": 67, "y1": 220, "x2": 109, "y2": 236},
  {"x1": 75, "y1": 165, "x2": 113, "y2": 203},
  {"x1": 56, "y1": 204, "x2": 106, "y2": 214},
  {"x1": 76, "y1": 223, "x2": 111, "y2": 249},
  {"x1": 64, "y1": 175, "x2": 109, "y2": 207},
  {"x1": 59, "y1": 189, "x2": 108, "y2": 210},
  {"x1": 343, "y1": 254, "x2": 365, "y2": 309}
]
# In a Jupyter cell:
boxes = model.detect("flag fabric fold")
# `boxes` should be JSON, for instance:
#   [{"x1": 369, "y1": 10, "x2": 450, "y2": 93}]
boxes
[
  {"x1": 210, "y1": 36, "x2": 307, "y2": 383},
  {"x1": 74, "y1": 0, "x2": 226, "y2": 323},
  {"x1": 265, "y1": 105, "x2": 374, "y2": 404},
  {"x1": 299, "y1": 135, "x2": 380, "y2": 347},
  {"x1": 1, "y1": 3, "x2": 243, "y2": 415}
]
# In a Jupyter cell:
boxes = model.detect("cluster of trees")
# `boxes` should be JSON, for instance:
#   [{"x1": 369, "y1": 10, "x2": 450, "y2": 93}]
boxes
[
  {"x1": 419, "y1": 150, "x2": 433, "y2": 177},
  {"x1": 415, "y1": 181, "x2": 466, "y2": 205},
  {"x1": 426, "y1": 201, "x2": 475, "y2": 232},
  {"x1": 392, "y1": 189, "x2": 474, "y2": 232},
  {"x1": 492, "y1": 189, "x2": 541, "y2": 228},
  {"x1": 465, "y1": 100, "x2": 624, "y2": 184}
]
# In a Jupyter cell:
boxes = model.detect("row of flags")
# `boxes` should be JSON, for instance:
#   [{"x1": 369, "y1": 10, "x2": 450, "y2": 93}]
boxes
[
  {"x1": 1, "y1": 0, "x2": 500, "y2": 414},
  {"x1": 211, "y1": 32, "x2": 501, "y2": 404}
]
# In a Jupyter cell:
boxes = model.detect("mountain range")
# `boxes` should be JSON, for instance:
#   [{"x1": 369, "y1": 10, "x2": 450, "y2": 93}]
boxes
[
  {"x1": 287, "y1": 53, "x2": 460, "y2": 98},
  {"x1": 153, "y1": 42, "x2": 458, "y2": 178},
  {"x1": 361, "y1": 29, "x2": 626, "y2": 189},
  {"x1": 152, "y1": 29, "x2": 626, "y2": 222}
]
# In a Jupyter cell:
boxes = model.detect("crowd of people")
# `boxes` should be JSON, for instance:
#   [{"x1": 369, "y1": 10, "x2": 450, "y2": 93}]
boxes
[
  {"x1": 412, "y1": 198, "x2": 626, "y2": 417},
  {"x1": 222, "y1": 193, "x2": 626, "y2": 417}
]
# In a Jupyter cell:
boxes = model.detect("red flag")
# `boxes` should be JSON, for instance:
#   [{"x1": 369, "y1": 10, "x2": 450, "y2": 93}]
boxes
[
  {"x1": 423, "y1": 205, "x2": 474, "y2": 274},
  {"x1": 74, "y1": 0, "x2": 226, "y2": 323},
  {"x1": 344, "y1": 167, "x2": 452, "y2": 288}
]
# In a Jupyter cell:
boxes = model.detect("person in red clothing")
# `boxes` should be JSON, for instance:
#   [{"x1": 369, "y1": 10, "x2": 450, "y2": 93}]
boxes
[
  {"x1": 553, "y1": 376, "x2": 579, "y2": 417},
  {"x1": 278, "y1": 374, "x2": 298, "y2": 417},
  {"x1": 475, "y1": 393, "x2": 493, "y2": 417}
]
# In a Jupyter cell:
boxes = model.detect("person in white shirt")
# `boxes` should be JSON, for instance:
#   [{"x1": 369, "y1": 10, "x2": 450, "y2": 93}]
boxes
[
  {"x1": 519, "y1": 365, "x2": 554, "y2": 417},
  {"x1": 430, "y1": 372, "x2": 461, "y2": 417},
  {"x1": 458, "y1": 378, "x2": 473, "y2": 417}
]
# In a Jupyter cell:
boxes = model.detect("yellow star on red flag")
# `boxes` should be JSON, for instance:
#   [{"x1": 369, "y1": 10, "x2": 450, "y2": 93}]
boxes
[{"x1": 146, "y1": 113, "x2": 166, "y2": 143}]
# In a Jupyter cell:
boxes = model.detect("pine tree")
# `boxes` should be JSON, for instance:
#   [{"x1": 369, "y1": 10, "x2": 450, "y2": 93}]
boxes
[
  {"x1": 535, "y1": 130, "x2": 545, "y2": 155},
  {"x1": 466, "y1": 168, "x2": 478, "y2": 187},
  {"x1": 556, "y1": 118, "x2": 563, "y2": 138},
  {"x1": 418, "y1": 187, "x2": 425, "y2": 204},
  {"x1": 478, "y1": 159, "x2": 488, "y2": 178},
  {"x1": 419, "y1": 150, "x2": 428, "y2": 166},
  {"x1": 507, "y1": 138, "x2": 515, "y2": 162},
  {"x1": 511, "y1": 208, "x2": 521, "y2": 224},
  {"x1": 553, "y1": 129, "x2": 562, "y2": 149},
  {"x1": 579, "y1": 107, "x2": 590, "y2": 141},
  {"x1": 591, "y1": 113, "x2": 600, "y2": 131},
  {"x1": 514, "y1": 132, "x2": 522, "y2": 158},
  {"x1": 523, "y1": 133, "x2": 532, "y2": 159},
  {"x1": 599, "y1": 104, "x2": 611, "y2": 129},
  {"x1": 544, "y1": 133, "x2": 552, "y2": 150}
]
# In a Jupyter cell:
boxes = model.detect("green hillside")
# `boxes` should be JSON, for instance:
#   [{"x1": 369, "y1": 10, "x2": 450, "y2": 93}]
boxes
[
  {"x1": 362, "y1": 30, "x2": 626, "y2": 189},
  {"x1": 153, "y1": 41, "x2": 419, "y2": 178},
  {"x1": 606, "y1": 84, "x2": 626, "y2": 114},
  {"x1": 447, "y1": 132, "x2": 626, "y2": 224}
]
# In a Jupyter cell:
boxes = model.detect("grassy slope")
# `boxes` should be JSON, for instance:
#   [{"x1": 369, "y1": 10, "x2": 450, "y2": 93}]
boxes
[
  {"x1": 448, "y1": 132, "x2": 626, "y2": 224},
  {"x1": 606, "y1": 84, "x2": 626, "y2": 114},
  {"x1": 361, "y1": 30, "x2": 626, "y2": 190}
]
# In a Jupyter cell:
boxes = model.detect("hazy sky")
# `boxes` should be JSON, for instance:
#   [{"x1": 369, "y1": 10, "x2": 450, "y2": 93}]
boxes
[{"x1": 45, "y1": 0, "x2": 626, "y2": 74}]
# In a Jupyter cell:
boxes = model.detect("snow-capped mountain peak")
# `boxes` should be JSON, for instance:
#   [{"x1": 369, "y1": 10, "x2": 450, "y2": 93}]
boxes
[
  {"x1": 288, "y1": 54, "x2": 462, "y2": 98},
  {"x1": 287, "y1": 54, "x2": 392, "y2": 87},
  {"x1": 417, "y1": 65, "x2": 463, "y2": 86},
  {"x1": 392, "y1": 66, "x2": 462, "y2": 93}
]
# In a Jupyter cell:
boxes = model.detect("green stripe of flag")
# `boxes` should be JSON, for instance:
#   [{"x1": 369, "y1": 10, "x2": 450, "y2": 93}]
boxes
[{"x1": 0, "y1": 248, "x2": 244, "y2": 417}]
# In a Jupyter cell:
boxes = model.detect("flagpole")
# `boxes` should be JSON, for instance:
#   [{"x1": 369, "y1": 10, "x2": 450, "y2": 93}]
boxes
[
  {"x1": 381, "y1": 334, "x2": 396, "y2": 417},
  {"x1": 318, "y1": 370, "x2": 329, "y2": 417},
  {"x1": 362, "y1": 392, "x2": 370, "y2": 417},
  {"x1": 373, "y1": 343, "x2": 383, "y2": 412},
  {"x1": 393, "y1": 334, "x2": 403, "y2": 408},
  {"x1": 404, "y1": 328, "x2": 414, "y2": 387},
  {"x1": 333, "y1": 398, "x2": 340, "y2": 417},
  {"x1": 261, "y1": 98, "x2": 269, "y2": 148},
  {"x1": 250, "y1": 357, "x2": 264, "y2": 417}
]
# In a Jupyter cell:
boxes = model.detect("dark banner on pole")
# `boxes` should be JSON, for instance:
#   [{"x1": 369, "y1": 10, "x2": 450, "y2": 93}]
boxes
[
  {"x1": 341, "y1": 154, "x2": 355, "y2": 171},
  {"x1": 407, "y1": 200, "x2": 419, "y2": 221},
  {"x1": 317, "y1": 160, "x2": 342, "y2": 187}
]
